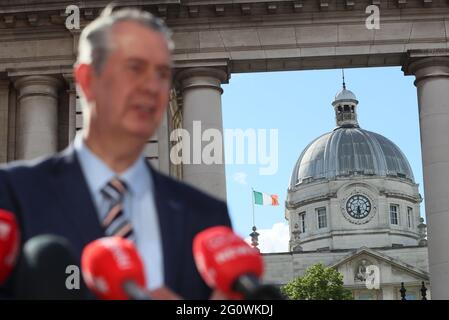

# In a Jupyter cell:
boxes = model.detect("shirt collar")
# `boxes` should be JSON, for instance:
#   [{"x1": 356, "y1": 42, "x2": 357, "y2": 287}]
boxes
[
  {"x1": 120, "y1": 155, "x2": 152, "y2": 197},
  {"x1": 74, "y1": 132, "x2": 152, "y2": 197}
]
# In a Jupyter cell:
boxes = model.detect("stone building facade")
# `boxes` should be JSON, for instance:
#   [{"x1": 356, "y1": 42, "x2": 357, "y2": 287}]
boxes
[{"x1": 262, "y1": 85, "x2": 430, "y2": 300}]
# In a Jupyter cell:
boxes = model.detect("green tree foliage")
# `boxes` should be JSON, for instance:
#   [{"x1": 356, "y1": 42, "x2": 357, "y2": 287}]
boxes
[{"x1": 281, "y1": 263, "x2": 353, "y2": 300}]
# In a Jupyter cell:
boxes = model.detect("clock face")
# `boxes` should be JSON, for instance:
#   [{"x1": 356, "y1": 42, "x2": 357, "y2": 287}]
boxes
[{"x1": 346, "y1": 195, "x2": 371, "y2": 219}]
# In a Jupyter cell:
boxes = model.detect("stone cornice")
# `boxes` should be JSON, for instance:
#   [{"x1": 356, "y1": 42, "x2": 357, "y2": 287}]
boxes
[
  {"x1": 288, "y1": 175, "x2": 420, "y2": 194},
  {"x1": 1, "y1": 1, "x2": 449, "y2": 73},
  {"x1": 1, "y1": 0, "x2": 448, "y2": 29},
  {"x1": 286, "y1": 187, "x2": 422, "y2": 209},
  {"x1": 299, "y1": 229, "x2": 420, "y2": 246},
  {"x1": 6, "y1": 66, "x2": 74, "y2": 78},
  {"x1": 406, "y1": 49, "x2": 449, "y2": 59},
  {"x1": 0, "y1": 0, "x2": 446, "y2": 11},
  {"x1": 381, "y1": 190, "x2": 423, "y2": 204},
  {"x1": 286, "y1": 192, "x2": 337, "y2": 210}
]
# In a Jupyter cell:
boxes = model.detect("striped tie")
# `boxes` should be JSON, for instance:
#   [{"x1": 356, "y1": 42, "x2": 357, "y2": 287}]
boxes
[{"x1": 101, "y1": 178, "x2": 134, "y2": 240}]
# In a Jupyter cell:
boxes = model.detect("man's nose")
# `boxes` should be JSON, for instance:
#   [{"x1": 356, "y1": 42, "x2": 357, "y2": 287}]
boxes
[{"x1": 139, "y1": 71, "x2": 161, "y2": 95}]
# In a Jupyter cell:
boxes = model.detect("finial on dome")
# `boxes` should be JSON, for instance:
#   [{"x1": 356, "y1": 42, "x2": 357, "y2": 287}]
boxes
[{"x1": 332, "y1": 72, "x2": 359, "y2": 128}]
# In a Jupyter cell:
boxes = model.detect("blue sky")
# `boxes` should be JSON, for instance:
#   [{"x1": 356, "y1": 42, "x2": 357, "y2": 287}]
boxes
[{"x1": 220, "y1": 67, "x2": 423, "y2": 252}]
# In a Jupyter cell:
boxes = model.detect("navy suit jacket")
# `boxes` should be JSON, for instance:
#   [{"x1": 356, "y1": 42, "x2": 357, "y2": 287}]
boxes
[{"x1": 0, "y1": 147, "x2": 232, "y2": 299}]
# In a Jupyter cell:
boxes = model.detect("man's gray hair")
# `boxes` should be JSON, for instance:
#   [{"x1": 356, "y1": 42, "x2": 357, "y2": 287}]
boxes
[{"x1": 76, "y1": 4, "x2": 174, "y2": 74}]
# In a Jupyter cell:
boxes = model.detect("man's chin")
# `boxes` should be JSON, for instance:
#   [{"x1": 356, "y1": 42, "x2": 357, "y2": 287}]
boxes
[{"x1": 126, "y1": 127, "x2": 156, "y2": 142}]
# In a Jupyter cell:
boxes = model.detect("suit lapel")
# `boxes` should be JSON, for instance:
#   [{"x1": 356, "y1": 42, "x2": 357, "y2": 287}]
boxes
[
  {"x1": 148, "y1": 165, "x2": 186, "y2": 291},
  {"x1": 53, "y1": 147, "x2": 104, "y2": 250}
]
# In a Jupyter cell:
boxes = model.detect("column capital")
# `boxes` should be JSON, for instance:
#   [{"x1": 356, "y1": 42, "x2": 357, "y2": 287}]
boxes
[
  {"x1": 175, "y1": 67, "x2": 229, "y2": 83},
  {"x1": 174, "y1": 67, "x2": 230, "y2": 94},
  {"x1": 14, "y1": 75, "x2": 63, "y2": 100},
  {"x1": 402, "y1": 49, "x2": 449, "y2": 85}
]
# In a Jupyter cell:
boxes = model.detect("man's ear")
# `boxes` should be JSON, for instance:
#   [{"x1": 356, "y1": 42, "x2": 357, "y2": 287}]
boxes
[{"x1": 74, "y1": 63, "x2": 96, "y2": 102}]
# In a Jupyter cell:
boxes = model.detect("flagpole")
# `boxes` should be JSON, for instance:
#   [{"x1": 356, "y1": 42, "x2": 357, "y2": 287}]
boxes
[
  {"x1": 250, "y1": 187, "x2": 260, "y2": 252},
  {"x1": 251, "y1": 187, "x2": 255, "y2": 227}
]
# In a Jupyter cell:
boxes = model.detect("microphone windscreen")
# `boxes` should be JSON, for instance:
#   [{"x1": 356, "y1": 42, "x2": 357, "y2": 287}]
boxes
[
  {"x1": 14, "y1": 234, "x2": 88, "y2": 299},
  {"x1": 0, "y1": 209, "x2": 20, "y2": 284},
  {"x1": 81, "y1": 237, "x2": 146, "y2": 300},
  {"x1": 193, "y1": 226, "x2": 263, "y2": 299}
]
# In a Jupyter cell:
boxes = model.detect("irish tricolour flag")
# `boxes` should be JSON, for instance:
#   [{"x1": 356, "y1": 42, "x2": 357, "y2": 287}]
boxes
[{"x1": 253, "y1": 190, "x2": 279, "y2": 206}]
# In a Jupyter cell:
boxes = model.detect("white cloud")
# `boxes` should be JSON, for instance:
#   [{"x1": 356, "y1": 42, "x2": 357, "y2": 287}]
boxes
[
  {"x1": 233, "y1": 172, "x2": 248, "y2": 185},
  {"x1": 245, "y1": 222, "x2": 289, "y2": 253}
]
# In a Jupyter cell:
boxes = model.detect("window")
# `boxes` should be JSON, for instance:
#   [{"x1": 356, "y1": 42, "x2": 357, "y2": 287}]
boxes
[
  {"x1": 405, "y1": 293, "x2": 417, "y2": 300},
  {"x1": 356, "y1": 291, "x2": 377, "y2": 300},
  {"x1": 316, "y1": 207, "x2": 327, "y2": 229},
  {"x1": 390, "y1": 204, "x2": 399, "y2": 225},
  {"x1": 397, "y1": 288, "x2": 418, "y2": 300},
  {"x1": 298, "y1": 212, "x2": 306, "y2": 233},
  {"x1": 407, "y1": 207, "x2": 413, "y2": 228}
]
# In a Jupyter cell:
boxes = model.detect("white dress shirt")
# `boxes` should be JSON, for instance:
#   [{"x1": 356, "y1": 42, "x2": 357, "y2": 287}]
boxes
[{"x1": 74, "y1": 132, "x2": 164, "y2": 290}]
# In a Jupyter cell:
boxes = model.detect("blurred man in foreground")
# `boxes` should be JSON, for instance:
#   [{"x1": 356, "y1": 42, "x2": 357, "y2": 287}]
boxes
[{"x1": 0, "y1": 5, "x2": 231, "y2": 299}]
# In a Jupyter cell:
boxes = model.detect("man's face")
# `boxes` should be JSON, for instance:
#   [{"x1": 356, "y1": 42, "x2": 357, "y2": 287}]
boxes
[{"x1": 83, "y1": 21, "x2": 172, "y2": 141}]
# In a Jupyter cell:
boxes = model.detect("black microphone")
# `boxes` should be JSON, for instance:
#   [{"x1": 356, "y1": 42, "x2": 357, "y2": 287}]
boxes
[
  {"x1": 14, "y1": 234, "x2": 89, "y2": 299},
  {"x1": 232, "y1": 274, "x2": 284, "y2": 300}
]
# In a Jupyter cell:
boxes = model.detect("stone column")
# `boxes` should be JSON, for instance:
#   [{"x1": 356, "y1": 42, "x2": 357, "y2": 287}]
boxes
[
  {"x1": 403, "y1": 50, "x2": 449, "y2": 299},
  {"x1": 0, "y1": 80, "x2": 10, "y2": 163},
  {"x1": 63, "y1": 74, "x2": 77, "y2": 144},
  {"x1": 176, "y1": 67, "x2": 229, "y2": 201},
  {"x1": 14, "y1": 75, "x2": 62, "y2": 160}
]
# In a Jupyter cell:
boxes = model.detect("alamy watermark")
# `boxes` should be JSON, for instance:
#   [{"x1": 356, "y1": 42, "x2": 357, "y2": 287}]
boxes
[
  {"x1": 170, "y1": 121, "x2": 278, "y2": 176},
  {"x1": 365, "y1": 5, "x2": 380, "y2": 30},
  {"x1": 65, "y1": 5, "x2": 80, "y2": 30},
  {"x1": 65, "y1": 264, "x2": 81, "y2": 290}
]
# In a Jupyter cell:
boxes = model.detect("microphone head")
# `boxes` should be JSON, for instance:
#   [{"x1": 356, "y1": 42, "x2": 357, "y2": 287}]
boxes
[
  {"x1": 14, "y1": 234, "x2": 88, "y2": 299},
  {"x1": 0, "y1": 209, "x2": 20, "y2": 284},
  {"x1": 81, "y1": 237, "x2": 146, "y2": 300},
  {"x1": 193, "y1": 226, "x2": 263, "y2": 299}
]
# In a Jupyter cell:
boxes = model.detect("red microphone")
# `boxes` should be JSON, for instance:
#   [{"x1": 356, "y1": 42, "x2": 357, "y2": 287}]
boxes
[
  {"x1": 193, "y1": 226, "x2": 268, "y2": 299},
  {"x1": 81, "y1": 237, "x2": 149, "y2": 300},
  {"x1": 0, "y1": 209, "x2": 20, "y2": 284}
]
